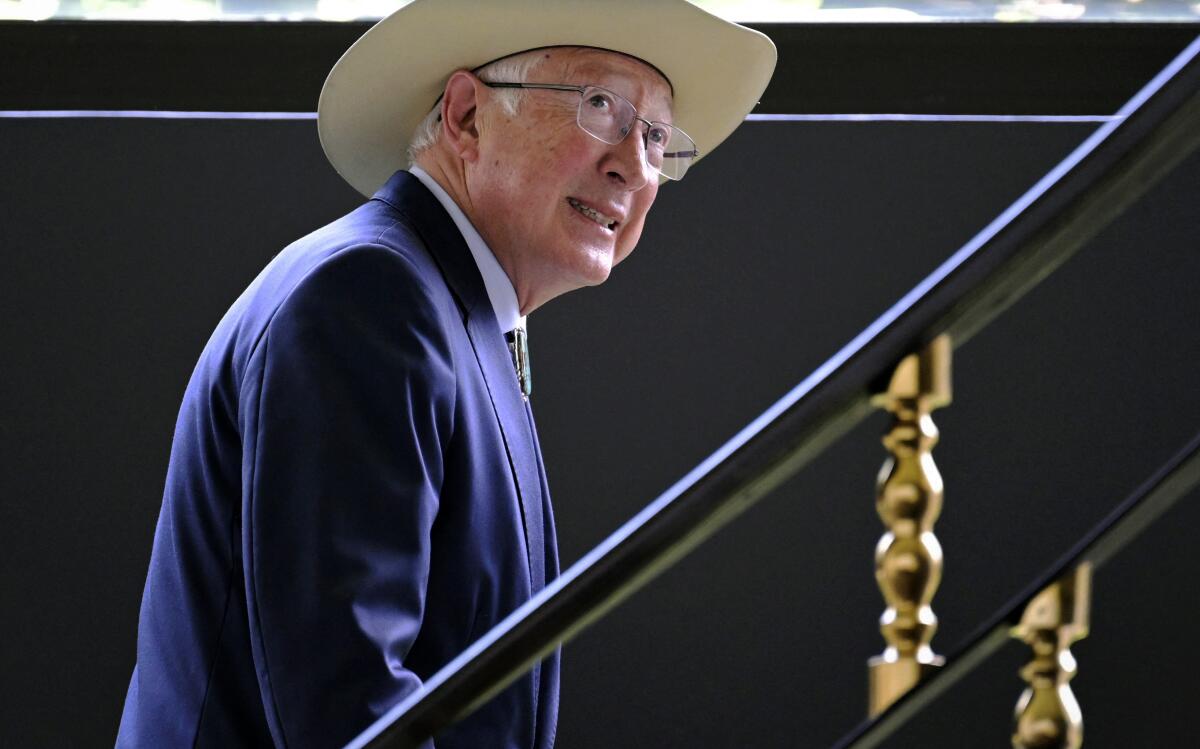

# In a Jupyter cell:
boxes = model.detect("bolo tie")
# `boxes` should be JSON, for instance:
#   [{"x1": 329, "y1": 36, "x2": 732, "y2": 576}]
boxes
[{"x1": 505, "y1": 327, "x2": 532, "y2": 399}]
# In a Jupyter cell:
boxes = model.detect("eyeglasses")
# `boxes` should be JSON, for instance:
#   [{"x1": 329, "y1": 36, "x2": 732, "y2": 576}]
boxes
[{"x1": 484, "y1": 82, "x2": 699, "y2": 181}]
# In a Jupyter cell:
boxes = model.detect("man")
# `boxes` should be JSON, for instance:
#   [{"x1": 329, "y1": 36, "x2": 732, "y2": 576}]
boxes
[{"x1": 116, "y1": 1, "x2": 774, "y2": 747}]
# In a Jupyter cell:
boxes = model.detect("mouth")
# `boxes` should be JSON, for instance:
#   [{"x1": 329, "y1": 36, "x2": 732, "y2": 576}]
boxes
[{"x1": 567, "y1": 197, "x2": 619, "y2": 231}]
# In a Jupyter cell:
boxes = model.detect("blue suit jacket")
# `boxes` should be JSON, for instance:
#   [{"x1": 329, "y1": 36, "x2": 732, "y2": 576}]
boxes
[{"x1": 117, "y1": 171, "x2": 560, "y2": 749}]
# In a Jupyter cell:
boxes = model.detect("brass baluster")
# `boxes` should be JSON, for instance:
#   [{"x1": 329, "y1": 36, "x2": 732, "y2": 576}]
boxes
[
  {"x1": 1011, "y1": 563, "x2": 1092, "y2": 749},
  {"x1": 868, "y1": 334, "x2": 951, "y2": 716}
]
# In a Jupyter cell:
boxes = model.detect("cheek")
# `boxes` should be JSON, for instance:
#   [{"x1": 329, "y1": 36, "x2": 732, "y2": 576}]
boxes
[
  {"x1": 517, "y1": 141, "x2": 588, "y2": 204},
  {"x1": 523, "y1": 111, "x2": 580, "y2": 168},
  {"x1": 486, "y1": 117, "x2": 568, "y2": 186}
]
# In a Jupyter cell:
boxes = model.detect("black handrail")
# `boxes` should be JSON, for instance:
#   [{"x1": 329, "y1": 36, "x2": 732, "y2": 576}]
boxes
[
  {"x1": 346, "y1": 33, "x2": 1200, "y2": 749},
  {"x1": 830, "y1": 427, "x2": 1200, "y2": 749}
]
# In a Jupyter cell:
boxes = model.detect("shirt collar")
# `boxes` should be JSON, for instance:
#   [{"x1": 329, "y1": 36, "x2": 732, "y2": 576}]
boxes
[{"x1": 408, "y1": 166, "x2": 526, "y2": 334}]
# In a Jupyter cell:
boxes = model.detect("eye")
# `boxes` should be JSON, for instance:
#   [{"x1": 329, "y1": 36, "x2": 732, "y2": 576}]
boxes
[
  {"x1": 646, "y1": 124, "x2": 671, "y2": 148},
  {"x1": 585, "y1": 92, "x2": 615, "y2": 111}
]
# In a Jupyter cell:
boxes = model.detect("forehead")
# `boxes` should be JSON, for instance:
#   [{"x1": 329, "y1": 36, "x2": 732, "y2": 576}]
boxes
[{"x1": 538, "y1": 47, "x2": 674, "y2": 121}]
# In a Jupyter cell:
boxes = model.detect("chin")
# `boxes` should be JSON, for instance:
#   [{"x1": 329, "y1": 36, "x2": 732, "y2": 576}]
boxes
[
  {"x1": 575, "y1": 253, "x2": 616, "y2": 288},
  {"x1": 549, "y1": 242, "x2": 613, "y2": 289},
  {"x1": 580, "y1": 270, "x2": 612, "y2": 289}
]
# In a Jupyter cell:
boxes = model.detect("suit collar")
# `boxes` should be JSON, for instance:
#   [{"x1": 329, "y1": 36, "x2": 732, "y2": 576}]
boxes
[
  {"x1": 372, "y1": 169, "x2": 490, "y2": 320},
  {"x1": 406, "y1": 166, "x2": 525, "y2": 335}
]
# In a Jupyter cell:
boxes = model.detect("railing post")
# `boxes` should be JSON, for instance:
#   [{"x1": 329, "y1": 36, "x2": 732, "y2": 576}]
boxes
[
  {"x1": 868, "y1": 334, "x2": 951, "y2": 716},
  {"x1": 1011, "y1": 562, "x2": 1092, "y2": 749}
]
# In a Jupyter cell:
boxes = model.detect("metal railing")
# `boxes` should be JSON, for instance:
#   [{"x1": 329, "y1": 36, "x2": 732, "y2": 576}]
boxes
[
  {"x1": 833, "y1": 428, "x2": 1200, "y2": 749},
  {"x1": 346, "y1": 32, "x2": 1200, "y2": 749}
]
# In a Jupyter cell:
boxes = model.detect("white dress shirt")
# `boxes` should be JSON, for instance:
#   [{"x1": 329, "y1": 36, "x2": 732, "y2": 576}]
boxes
[{"x1": 408, "y1": 166, "x2": 526, "y2": 335}]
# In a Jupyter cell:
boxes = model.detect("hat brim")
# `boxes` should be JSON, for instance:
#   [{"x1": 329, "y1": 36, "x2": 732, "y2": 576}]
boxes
[{"x1": 318, "y1": 0, "x2": 777, "y2": 196}]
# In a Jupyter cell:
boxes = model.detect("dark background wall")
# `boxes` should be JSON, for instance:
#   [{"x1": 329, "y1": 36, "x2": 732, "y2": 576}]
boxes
[{"x1": 3, "y1": 26, "x2": 1200, "y2": 749}]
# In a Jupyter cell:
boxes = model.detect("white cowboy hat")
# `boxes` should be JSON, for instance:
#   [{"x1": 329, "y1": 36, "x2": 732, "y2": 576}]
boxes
[{"x1": 318, "y1": 0, "x2": 777, "y2": 196}]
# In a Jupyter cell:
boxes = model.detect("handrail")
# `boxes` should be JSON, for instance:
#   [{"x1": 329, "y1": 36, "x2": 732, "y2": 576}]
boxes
[
  {"x1": 346, "y1": 33, "x2": 1200, "y2": 749},
  {"x1": 830, "y1": 427, "x2": 1200, "y2": 749}
]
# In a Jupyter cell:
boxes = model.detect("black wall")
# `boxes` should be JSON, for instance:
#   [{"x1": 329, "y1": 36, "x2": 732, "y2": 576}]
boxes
[{"x1": 2, "y1": 113, "x2": 1198, "y2": 747}]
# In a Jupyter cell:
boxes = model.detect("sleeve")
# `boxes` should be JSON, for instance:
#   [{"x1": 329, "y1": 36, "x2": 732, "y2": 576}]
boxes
[{"x1": 239, "y1": 244, "x2": 455, "y2": 749}]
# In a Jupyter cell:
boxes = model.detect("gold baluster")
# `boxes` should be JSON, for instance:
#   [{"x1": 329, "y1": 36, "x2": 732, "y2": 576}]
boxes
[
  {"x1": 868, "y1": 334, "x2": 951, "y2": 716},
  {"x1": 1011, "y1": 563, "x2": 1092, "y2": 749}
]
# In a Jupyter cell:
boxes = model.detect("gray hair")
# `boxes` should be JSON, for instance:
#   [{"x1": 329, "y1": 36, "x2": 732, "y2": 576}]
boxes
[{"x1": 406, "y1": 49, "x2": 549, "y2": 165}]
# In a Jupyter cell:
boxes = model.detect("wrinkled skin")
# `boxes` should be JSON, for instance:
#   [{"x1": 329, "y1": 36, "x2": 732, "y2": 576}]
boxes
[{"x1": 416, "y1": 47, "x2": 673, "y2": 313}]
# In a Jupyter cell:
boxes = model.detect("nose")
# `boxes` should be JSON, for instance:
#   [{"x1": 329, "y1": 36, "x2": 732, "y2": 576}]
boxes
[{"x1": 600, "y1": 124, "x2": 653, "y2": 192}]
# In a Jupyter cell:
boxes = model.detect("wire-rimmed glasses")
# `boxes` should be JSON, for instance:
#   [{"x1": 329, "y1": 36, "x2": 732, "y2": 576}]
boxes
[{"x1": 484, "y1": 82, "x2": 699, "y2": 181}]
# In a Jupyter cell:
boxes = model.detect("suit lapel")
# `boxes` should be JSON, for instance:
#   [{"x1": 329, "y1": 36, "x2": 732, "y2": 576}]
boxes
[
  {"x1": 464, "y1": 317, "x2": 546, "y2": 594},
  {"x1": 373, "y1": 171, "x2": 546, "y2": 594},
  {"x1": 525, "y1": 400, "x2": 559, "y2": 580}
]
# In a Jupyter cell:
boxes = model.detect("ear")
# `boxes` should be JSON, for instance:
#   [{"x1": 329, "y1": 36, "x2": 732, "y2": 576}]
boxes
[{"x1": 440, "y1": 70, "x2": 483, "y2": 163}]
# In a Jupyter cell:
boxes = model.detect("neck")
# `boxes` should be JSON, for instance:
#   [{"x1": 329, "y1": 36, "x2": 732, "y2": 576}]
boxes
[
  {"x1": 414, "y1": 150, "x2": 468, "y2": 212},
  {"x1": 413, "y1": 151, "x2": 541, "y2": 315}
]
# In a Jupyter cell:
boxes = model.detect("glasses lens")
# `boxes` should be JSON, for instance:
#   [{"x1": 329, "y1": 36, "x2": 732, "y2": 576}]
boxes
[
  {"x1": 651, "y1": 124, "x2": 697, "y2": 181},
  {"x1": 576, "y1": 86, "x2": 633, "y2": 145},
  {"x1": 575, "y1": 86, "x2": 698, "y2": 181}
]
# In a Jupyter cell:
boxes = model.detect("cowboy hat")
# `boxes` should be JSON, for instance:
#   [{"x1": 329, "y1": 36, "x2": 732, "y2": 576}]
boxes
[{"x1": 318, "y1": 0, "x2": 777, "y2": 196}]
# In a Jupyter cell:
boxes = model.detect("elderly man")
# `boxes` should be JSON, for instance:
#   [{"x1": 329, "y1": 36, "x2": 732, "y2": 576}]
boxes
[{"x1": 116, "y1": 1, "x2": 774, "y2": 747}]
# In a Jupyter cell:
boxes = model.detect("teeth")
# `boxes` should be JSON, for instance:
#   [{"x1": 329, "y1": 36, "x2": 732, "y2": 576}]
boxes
[{"x1": 568, "y1": 198, "x2": 616, "y2": 229}]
